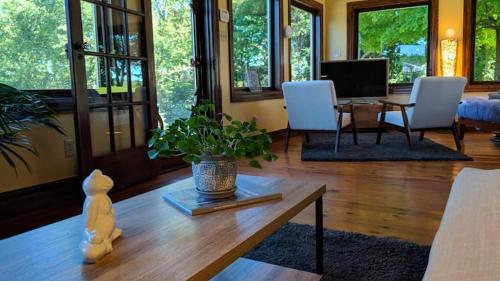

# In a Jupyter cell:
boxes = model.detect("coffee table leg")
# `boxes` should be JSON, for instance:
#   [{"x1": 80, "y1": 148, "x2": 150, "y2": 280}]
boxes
[{"x1": 315, "y1": 196, "x2": 324, "y2": 274}]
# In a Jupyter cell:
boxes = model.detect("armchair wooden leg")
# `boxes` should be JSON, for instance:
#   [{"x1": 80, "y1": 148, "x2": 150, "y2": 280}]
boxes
[
  {"x1": 350, "y1": 104, "x2": 358, "y2": 145},
  {"x1": 400, "y1": 105, "x2": 413, "y2": 150},
  {"x1": 419, "y1": 130, "x2": 425, "y2": 141},
  {"x1": 305, "y1": 133, "x2": 311, "y2": 144},
  {"x1": 335, "y1": 130, "x2": 342, "y2": 153},
  {"x1": 376, "y1": 122, "x2": 384, "y2": 144},
  {"x1": 335, "y1": 113, "x2": 344, "y2": 153},
  {"x1": 376, "y1": 104, "x2": 387, "y2": 145},
  {"x1": 459, "y1": 123, "x2": 466, "y2": 141},
  {"x1": 351, "y1": 124, "x2": 358, "y2": 145},
  {"x1": 284, "y1": 123, "x2": 291, "y2": 152},
  {"x1": 452, "y1": 123, "x2": 462, "y2": 151}
]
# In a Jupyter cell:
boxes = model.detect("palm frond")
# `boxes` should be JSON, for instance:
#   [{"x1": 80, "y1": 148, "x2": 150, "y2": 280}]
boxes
[{"x1": 0, "y1": 83, "x2": 64, "y2": 174}]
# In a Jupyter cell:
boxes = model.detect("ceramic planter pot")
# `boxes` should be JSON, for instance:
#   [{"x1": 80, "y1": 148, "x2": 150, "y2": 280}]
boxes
[{"x1": 191, "y1": 156, "x2": 237, "y2": 198}]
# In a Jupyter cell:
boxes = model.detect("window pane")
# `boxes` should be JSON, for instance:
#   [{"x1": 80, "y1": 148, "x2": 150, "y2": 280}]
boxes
[
  {"x1": 105, "y1": 7, "x2": 127, "y2": 55},
  {"x1": 82, "y1": 2, "x2": 105, "y2": 53},
  {"x1": 291, "y1": 6, "x2": 313, "y2": 81},
  {"x1": 113, "y1": 107, "x2": 132, "y2": 151},
  {"x1": 358, "y1": 6, "x2": 428, "y2": 84},
  {"x1": 85, "y1": 55, "x2": 108, "y2": 104},
  {"x1": 152, "y1": 0, "x2": 196, "y2": 125},
  {"x1": 473, "y1": 0, "x2": 499, "y2": 82},
  {"x1": 232, "y1": 0, "x2": 270, "y2": 88},
  {"x1": 128, "y1": 14, "x2": 144, "y2": 57},
  {"x1": 131, "y1": 60, "x2": 146, "y2": 102},
  {"x1": 109, "y1": 58, "x2": 129, "y2": 102},
  {"x1": 0, "y1": 0, "x2": 70, "y2": 89}
]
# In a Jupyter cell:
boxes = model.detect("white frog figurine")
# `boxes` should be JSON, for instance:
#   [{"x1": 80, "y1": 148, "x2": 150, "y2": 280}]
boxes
[{"x1": 80, "y1": 169, "x2": 122, "y2": 263}]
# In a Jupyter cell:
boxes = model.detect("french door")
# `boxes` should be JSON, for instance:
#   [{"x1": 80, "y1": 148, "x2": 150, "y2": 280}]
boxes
[{"x1": 66, "y1": 0, "x2": 217, "y2": 189}]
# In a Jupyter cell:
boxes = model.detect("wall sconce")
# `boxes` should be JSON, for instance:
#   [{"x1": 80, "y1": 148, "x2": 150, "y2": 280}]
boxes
[{"x1": 441, "y1": 28, "x2": 458, "y2": 77}]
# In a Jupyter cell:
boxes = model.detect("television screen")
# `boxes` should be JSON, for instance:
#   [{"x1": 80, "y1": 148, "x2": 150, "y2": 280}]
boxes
[{"x1": 320, "y1": 59, "x2": 389, "y2": 99}]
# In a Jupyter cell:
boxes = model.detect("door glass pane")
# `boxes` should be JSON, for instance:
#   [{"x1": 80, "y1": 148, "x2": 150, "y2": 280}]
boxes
[
  {"x1": 82, "y1": 1, "x2": 105, "y2": 53},
  {"x1": 128, "y1": 14, "x2": 144, "y2": 57},
  {"x1": 105, "y1": 7, "x2": 127, "y2": 55},
  {"x1": 133, "y1": 105, "x2": 148, "y2": 146},
  {"x1": 104, "y1": 0, "x2": 125, "y2": 8},
  {"x1": 131, "y1": 60, "x2": 147, "y2": 101},
  {"x1": 358, "y1": 5, "x2": 428, "y2": 83},
  {"x1": 152, "y1": 0, "x2": 196, "y2": 125},
  {"x1": 109, "y1": 58, "x2": 129, "y2": 102},
  {"x1": 126, "y1": 0, "x2": 142, "y2": 11},
  {"x1": 291, "y1": 6, "x2": 313, "y2": 81},
  {"x1": 473, "y1": 0, "x2": 499, "y2": 82},
  {"x1": 90, "y1": 108, "x2": 111, "y2": 157},
  {"x1": 232, "y1": 0, "x2": 270, "y2": 87},
  {"x1": 113, "y1": 107, "x2": 132, "y2": 151},
  {"x1": 85, "y1": 55, "x2": 108, "y2": 104}
]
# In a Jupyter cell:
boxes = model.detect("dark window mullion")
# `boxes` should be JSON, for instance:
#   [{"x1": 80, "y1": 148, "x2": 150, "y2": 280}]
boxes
[
  {"x1": 123, "y1": 12, "x2": 136, "y2": 147},
  {"x1": 82, "y1": 0, "x2": 145, "y2": 17},
  {"x1": 101, "y1": 4, "x2": 116, "y2": 153}
]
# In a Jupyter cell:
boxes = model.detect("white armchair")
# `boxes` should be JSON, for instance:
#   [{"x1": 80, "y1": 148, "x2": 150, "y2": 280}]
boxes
[
  {"x1": 282, "y1": 80, "x2": 357, "y2": 152},
  {"x1": 376, "y1": 77, "x2": 467, "y2": 150}
]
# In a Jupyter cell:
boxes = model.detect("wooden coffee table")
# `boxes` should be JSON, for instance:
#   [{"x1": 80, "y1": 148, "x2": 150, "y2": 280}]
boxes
[{"x1": 0, "y1": 175, "x2": 326, "y2": 281}]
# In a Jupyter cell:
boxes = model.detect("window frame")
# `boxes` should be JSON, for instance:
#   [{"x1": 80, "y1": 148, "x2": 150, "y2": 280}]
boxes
[
  {"x1": 463, "y1": 0, "x2": 500, "y2": 91},
  {"x1": 347, "y1": 0, "x2": 438, "y2": 94},
  {"x1": 228, "y1": 0, "x2": 284, "y2": 102},
  {"x1": 289, "y1": 0, "x2": 323, "y2": 81}
]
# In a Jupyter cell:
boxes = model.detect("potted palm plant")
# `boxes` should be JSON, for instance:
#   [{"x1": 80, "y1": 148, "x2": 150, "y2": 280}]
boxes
[
  {"x1": 0, "y1": 83, "x2": 64, "y2": 174},
  {"x1": 147, "y1": 101, "x2": 277, "y2": 198}
]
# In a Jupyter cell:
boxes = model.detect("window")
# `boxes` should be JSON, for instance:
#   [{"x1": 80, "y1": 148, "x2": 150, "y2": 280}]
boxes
[
  {"x1": 291, "y1": 6, "x2": 313, "y2": 81},
  {"x1": 290, "y1": 0, "x2": 322, "y2": 81},
  {"x1": 347, "y1": 0, "x2": 438, "y2": 91},
  {"x1": 0, "y1": 0, "x2": 71, "y2": 90},
  {"x1": 152, "y1": 0, "x2": 197, "y2": 125},
  {"x1": 229, "y1": 0, "x2": 283, "y2": 102},
  {"x1": 464, "y1": 0, "x2": 500, "y2": 89}
]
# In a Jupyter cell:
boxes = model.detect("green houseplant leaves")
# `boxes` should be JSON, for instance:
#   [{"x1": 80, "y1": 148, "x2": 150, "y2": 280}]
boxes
[
  {"x1": 147, "y1": 101, "x2": 277, "y2": 168},
  {"x1": 0, "y1": 84, "x2": 64, "y2": 174}
]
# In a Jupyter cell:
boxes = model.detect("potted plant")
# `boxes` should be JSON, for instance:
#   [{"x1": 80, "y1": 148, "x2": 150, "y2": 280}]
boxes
[
  {"x1": 147, "y1": 101, "x2": 278, "y2": 198},
  {"x1": 0, "y1": 84, "x2": 64, "y2": 174}
]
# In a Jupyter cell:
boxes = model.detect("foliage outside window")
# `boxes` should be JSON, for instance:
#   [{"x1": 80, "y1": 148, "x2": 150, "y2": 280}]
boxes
[
  {"x1": 231, "y1": 0, "x2": 271, "y2": 88},
  {"x1": 473, "y1": 0, "x2": 500, "y2": 82},
  {"x1": 152, "y1": 0, "x2": 197, "y2": 125},
  {"x1": 357, "y1": 5, "x2": 429, "y2": 84},
  {"x1": 0, "y1": 0, "x2": 71, "y2": 90},
  {"x1": 291, "y1": 6, "x2": 313, "y2": 81}
]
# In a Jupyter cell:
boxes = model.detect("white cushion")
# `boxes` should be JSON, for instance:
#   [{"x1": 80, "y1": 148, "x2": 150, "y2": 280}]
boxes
[
  {"x1": 283, "y1": 80, "x2": 346, "y2": 131},
  {"x1": 408, "y1": 77, "x2": 467, "y2": 129},
  {"x1": 423, "y1": 168, "x2": 500, "y2": 281},
  {"x1": 377, "y1": 111, "x2": 405, "y2": 127}
]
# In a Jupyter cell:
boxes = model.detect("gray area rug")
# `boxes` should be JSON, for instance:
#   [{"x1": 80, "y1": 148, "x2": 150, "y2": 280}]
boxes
[
  {"x1": 301, "y1": 132, "x2": 472, "y2": 161},
  {"x1": 245, "y1": 223, "x2": 430, "y2": 281}
]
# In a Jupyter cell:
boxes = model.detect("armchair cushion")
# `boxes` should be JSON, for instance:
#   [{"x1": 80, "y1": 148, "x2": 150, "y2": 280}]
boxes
[{"x1": 283, "y1": 80, "x2": 344, "y2": 131}]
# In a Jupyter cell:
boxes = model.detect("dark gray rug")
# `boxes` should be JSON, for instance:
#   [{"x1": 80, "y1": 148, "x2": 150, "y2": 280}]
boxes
[
  {"x1": 301, "y1": 132, "x2": 472, "y2": 161},
  {"x1": 245, "y1": 223, "x2": 430, "y2": 281}
]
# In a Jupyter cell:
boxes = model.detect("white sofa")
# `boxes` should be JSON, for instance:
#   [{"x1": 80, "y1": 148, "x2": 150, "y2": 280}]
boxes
[{"x1": 423, "y1": 168, "x2": 500, "y2": 281}]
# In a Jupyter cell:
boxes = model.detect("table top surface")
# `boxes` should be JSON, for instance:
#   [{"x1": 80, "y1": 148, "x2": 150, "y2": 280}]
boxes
[{"x1": 0, "y1": 174, "x2": 325, "y2": 281}]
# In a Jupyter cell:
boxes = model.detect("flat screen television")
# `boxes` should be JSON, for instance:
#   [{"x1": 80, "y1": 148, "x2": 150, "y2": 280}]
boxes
[{"x1": 320, "y1": 59, "x2": 389, "y2": 99}]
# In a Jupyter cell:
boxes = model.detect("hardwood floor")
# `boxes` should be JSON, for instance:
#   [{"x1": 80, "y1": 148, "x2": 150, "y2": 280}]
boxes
[
  {"x1": 237, "y1": 131, "x2": 500, "y2": 245},
  {"x1": 2, "y1": 131, "x2": 499, "y2": 245}
]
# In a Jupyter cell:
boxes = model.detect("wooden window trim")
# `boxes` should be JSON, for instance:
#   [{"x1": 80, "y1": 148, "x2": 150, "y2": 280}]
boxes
[
  {"x1": 347, "y1": 0, "x2": 439, "y2": 94},
  {"x1": 228, "y1": 0, "x2": 285, "y2": 103},
  {"x1": 463, "y1": 0, "x2": 500, "y2": 92},
  {"x1": 288, "y1": 0, "x2": 324, "y2": 81}
]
